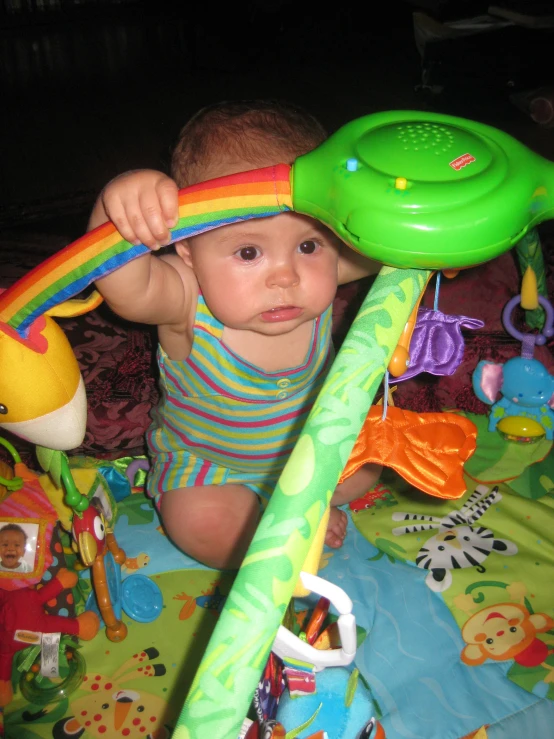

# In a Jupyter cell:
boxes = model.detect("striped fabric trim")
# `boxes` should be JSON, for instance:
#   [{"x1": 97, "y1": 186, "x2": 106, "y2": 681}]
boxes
[{"x1": 0, "y1": 164, "x2": 292, "y2": 336}]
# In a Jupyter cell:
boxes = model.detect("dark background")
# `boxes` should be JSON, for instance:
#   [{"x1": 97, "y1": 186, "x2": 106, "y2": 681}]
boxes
[{"x1": 1, "y1": 0, "x2": 554, "y2": 236}]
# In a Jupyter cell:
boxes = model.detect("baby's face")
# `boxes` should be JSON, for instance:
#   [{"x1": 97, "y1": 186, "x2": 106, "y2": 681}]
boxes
[
  {"x1": 182, "y1": 211, "x2": 340, "y2": 335},
  {"x1": 0, "y1": 530, "x2": 26, "y2": 569}
]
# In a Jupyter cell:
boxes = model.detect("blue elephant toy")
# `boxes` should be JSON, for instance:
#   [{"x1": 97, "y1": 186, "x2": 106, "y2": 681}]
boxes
[{"x1": 472, "y1": 356, "x2": 554, "y2": 440}]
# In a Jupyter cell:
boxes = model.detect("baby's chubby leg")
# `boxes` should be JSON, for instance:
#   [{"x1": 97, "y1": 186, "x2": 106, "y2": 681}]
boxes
[
  {"x1": 160, "y1": 484, "x2": 260, "y2": 570},
  {"x1": 326, "y1": 463, "x2": 383, "y2": 549},
  {"x1": 160, "y1": 465, "x2": 382, "y2": 568}
]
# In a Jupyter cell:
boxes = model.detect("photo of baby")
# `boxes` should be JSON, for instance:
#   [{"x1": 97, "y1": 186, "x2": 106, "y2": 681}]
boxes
[{"x1": 0, "y1": 522, "x2": 37, "y2": 574}]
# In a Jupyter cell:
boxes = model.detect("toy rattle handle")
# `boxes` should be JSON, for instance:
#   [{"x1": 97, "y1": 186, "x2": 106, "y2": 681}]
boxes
[{"x1": 502, "y1": 294, "x2": 554, "y2": 352}]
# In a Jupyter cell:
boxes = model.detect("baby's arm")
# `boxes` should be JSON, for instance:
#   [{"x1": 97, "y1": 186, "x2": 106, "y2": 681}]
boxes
[
  {"x1": 88, "y1": 170, "x2": 193, "y2": 328},
  {"x1": 337, "y1": 246, "x2": 381, "y2": 285}
]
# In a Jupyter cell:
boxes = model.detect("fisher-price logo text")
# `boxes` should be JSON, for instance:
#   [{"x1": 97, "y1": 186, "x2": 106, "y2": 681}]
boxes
[{"x1": 449, "y1": 153, "x2": 476, "y2": 171}]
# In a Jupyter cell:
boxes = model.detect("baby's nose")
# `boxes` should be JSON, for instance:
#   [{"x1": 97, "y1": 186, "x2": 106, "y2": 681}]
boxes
[{"x1": 267, "y1": 261, "x2": 299, "y2": 288}]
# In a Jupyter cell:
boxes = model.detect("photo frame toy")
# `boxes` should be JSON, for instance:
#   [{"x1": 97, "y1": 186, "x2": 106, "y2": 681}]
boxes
[
  {"x1": 0, "y1": 519, "x2": 40, "y2": 576},
  {"x1": 0, "y1": 437, "x2": 57, "y2": 591},
  {"x1": 2, "y1": 110, "x2": 554, "y2": 738}
]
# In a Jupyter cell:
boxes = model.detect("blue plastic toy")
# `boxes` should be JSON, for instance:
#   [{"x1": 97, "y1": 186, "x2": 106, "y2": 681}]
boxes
[{"x1": 473, "y1": 292, "x2": 554, "y2": 441}]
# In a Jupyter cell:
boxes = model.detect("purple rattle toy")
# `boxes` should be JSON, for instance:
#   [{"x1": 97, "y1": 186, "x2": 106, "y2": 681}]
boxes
[{"x1": 502, "y1": 294, "x2": 554, "y2": 357}]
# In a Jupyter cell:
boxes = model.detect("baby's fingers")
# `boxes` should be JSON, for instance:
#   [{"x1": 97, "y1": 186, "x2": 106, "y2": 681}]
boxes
[
  {"x1": 156, "y1": 178, "x2": 179, "y2": 231},
  {"x1": 131, "y1": 175, "x2": 179, "y2": 248},
  {"x1": 132, "y1": 190, "x2": 173, "y2": 249},
  {"x1": 101, "y1": 195, "x2": 145, "y2": 247},
  {"x1": 107, "y1": 195, "x2": 159, "y2": 249}
]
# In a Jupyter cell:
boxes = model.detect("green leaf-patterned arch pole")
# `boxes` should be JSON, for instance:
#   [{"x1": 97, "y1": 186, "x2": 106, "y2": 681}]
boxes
[{"x1": 174, "y1": 265, "x2": 431, "y2": 739}]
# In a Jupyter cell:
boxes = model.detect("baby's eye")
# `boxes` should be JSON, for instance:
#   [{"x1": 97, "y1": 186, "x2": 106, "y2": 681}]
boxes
[
  {"x1": 298, "y1": 240, "x2": 319, "y2": 255},
  {"x1": 237, "y1": 246, "x2": 260, "y2": 261}
]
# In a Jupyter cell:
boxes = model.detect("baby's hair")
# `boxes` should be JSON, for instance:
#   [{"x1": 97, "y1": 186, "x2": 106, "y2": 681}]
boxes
[
  {"x1": 170, "y1": 98, "x2": 327, "y2": 188},
  {"x1": 0, "y1": 522, "x2": 27, "y2": 544}
]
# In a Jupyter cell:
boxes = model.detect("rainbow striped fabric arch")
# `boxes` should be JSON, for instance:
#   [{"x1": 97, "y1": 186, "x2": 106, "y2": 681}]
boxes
[{"x1": 0, "y1": 164, "x2": 293, "y2": 337}]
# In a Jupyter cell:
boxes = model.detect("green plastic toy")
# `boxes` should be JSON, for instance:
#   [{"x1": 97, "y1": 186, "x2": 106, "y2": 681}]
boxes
[{"x1": 293, "y1": 110, "x2": 554, "y2": 268}]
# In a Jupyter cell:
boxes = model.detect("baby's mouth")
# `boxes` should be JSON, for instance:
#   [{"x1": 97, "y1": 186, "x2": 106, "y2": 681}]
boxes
[{"x1": 261, "y1": 306, "x2": 302, "y2": 322}]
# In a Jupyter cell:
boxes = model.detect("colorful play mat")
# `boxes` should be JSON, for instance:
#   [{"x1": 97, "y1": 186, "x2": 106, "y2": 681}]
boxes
[{"x1": 5, "y1": 412, "x2": 554, "y2": 739}]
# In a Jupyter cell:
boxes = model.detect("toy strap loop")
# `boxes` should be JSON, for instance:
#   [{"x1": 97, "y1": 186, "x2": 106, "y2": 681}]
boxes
[{"x1": 502, "y1": 294, "x2": 554, "y2": 354}]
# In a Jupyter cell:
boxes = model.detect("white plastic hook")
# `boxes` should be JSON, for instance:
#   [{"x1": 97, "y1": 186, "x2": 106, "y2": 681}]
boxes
[{"x1": 271, "y1": 571, "x2": 357, "y2": 671}]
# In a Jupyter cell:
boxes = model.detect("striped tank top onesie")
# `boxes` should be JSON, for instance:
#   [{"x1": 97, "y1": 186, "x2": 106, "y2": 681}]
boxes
[{"x1": 146, "y1": 294, "x2": 334, "y2": 506}]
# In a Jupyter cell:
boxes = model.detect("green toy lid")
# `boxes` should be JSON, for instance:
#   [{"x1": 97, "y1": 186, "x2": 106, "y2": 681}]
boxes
[{"x1": 292, "y1": 110, "x2": 554, "y2": 269}]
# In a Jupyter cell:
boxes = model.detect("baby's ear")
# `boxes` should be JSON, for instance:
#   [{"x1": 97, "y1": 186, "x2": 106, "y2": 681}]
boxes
[{"x1": 175, "y1": 239, "x2": 193, "y2": 268}]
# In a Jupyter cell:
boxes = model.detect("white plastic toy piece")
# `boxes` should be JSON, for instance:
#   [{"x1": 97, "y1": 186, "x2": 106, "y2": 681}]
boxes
[
  {"x1": 238, "y1": 718, "x2": 253, "y2": 738},
  {"x1": 271, "y1": 571, "x2": 357, "y2": 671}
]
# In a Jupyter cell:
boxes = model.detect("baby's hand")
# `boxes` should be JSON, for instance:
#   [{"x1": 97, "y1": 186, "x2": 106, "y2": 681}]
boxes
[{"x1": 99, "y1": 169, "x2": 179, "y2": 249}]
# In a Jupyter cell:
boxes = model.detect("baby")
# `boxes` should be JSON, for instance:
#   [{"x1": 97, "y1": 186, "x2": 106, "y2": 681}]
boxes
[
  {"x1": 89, "y1": 99, "x2": 382, "y2": 570},
  {"x1": 0, "y1": 523, "x2": 32, "y2": 573}
]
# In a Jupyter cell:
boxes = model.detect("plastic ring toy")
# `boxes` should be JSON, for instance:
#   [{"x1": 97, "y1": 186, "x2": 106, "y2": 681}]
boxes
[
  {"x1": 17, "y1": 643, "x2": 85, "y2": 705},
  {"x1": 0, "y1": 436, "x2": 23, "y2": 491},
  {"x1": 502, "y1": 294, "x2": 554, "y2": 346}
]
